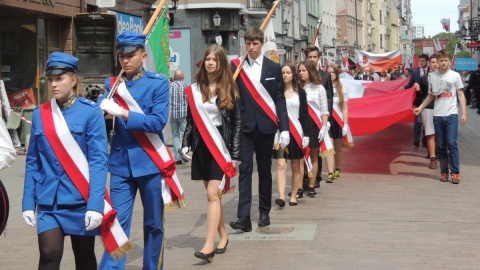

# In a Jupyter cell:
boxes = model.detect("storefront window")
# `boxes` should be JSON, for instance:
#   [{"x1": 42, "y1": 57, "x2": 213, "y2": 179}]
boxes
[{"x1": 0, "y1": 18, "x2": 37, "y2": 101}]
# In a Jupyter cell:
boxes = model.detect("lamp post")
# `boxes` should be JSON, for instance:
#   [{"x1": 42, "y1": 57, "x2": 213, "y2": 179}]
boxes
[
  {"x1": 303, "y1": 27, "x2": 309, "y2": 45},
  {"x1": 212, "y1": 11, "x2": 222, "y2": 45},
  {"x1": 282, "y1": 19, "x2": 290, "y2": 35},
  {"x1": 171, "y1": 0, "x2": 179, "y2": 12}
]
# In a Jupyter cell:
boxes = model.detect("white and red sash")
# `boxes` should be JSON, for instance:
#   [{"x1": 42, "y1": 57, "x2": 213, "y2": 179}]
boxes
[
  {"x1": 113, "y1": 80, "x2": 185, "y2": 212},
  {"x1": 286, "y1": 101, "x2": 313, "y2": 176},
  {"x1": 40, "y1": 99, "x2": 131, "y2": 260},
  {"x1": 185, "y1": 84, "x2": 237, "y2": 193},
  {"x1": 232, "y1": 58, "x2": 278, "y2": 127},
  {"x1": 332, "y1": 103, "x2": 354, "y2": 147},
  {"x1": 306, "y1": 102, "x2": 335, "y2": 157}
]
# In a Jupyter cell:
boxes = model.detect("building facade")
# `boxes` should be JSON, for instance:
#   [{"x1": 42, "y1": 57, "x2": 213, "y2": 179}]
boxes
[{"x1": 411, "y1": 24, "x2": 424, "y2": 39}]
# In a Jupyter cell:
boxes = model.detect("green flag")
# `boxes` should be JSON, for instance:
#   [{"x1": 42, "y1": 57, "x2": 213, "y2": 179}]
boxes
[{"x1": 144, "y1": 6, "x2": 170, "y2": 79}]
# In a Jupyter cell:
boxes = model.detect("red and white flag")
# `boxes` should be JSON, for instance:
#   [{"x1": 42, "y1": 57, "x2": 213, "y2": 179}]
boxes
[
  {"x1": 451, "y1": 45, "x2": 458, "y2": 68},
  {"x1": 355, "y1": 50, "x2": 402, "y2": 72},
  {"x1": 340, "y1": 51, "x2": 350, "y2": 72},
  {"x1": 340, "y1": 78, "x2": 415, "y2": 136},
  {"x1": 440, "y1": 18, "x2": 450, "y2": 32}
]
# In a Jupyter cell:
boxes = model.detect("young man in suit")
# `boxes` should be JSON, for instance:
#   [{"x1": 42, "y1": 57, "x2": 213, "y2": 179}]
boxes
[
  {"x1": 303, "y1": 45, "x2": 334, "y2": 189},
  {"x1": 230, "y1": 27, "x2": 289, "y2": 231},
  {"x1": 401, "y1": 54, "x2": 429, "y2": 148}
]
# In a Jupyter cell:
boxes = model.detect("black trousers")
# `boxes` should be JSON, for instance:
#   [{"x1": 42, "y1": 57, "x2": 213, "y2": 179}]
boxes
[{"x1": 237, "y1": 127, "x2": 275, "y2": 218}]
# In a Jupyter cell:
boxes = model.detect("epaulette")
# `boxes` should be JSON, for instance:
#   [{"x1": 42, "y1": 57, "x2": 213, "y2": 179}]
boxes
[
  {"x1": 79, "y1": 98, "x2": 98, "y2": 107},
  {"x1": 146, "y1": 71, "x2": 166, "y2": 80}
]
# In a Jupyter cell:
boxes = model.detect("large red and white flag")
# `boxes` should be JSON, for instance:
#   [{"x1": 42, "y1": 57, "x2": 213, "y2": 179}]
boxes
[
  {"x1": 440, "y1": 18, "x2": 450, "y2": 32},
  {"x1": 355, "y1": 50, "x2": 402, "y2": 72},
  {"x1": 340, "y1": 78, "x2": 415, "y2": 136}
]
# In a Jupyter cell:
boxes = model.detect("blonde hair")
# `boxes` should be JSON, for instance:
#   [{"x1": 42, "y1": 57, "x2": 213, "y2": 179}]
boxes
[{"x1": 68, "y1": 72, "x2": 87, "y2": 97}]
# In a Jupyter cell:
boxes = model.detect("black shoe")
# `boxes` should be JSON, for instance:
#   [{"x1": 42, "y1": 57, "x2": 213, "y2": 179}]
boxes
[
  {"x1": 289, "y1": 200, "x2": 298, "y2": 206},
  {"x1": 215, "y1": 239, "x2": 228, "y2": 254},
  {"x1": 288, "y1": 189, "x2": 304, "y2": 198},
  {"x1": 425, "y1": 154, "x2": 430, "y2": 159},
  {"x1": 175, "y1": 160, "x2": 183, "y2": 165},
  {"x1": 229, "y1": 216, "x2": 252, "y2": 232},
  {"x1": 314, "y1": 179, "x2": 321, "y2": 188},
  {"x1": 275, "y1": 198, "x2": 285, "y2": 208},
  {"x1": 307, "y1": 187, "x2": 316, "y2": 197},
  {"x1": 413, "y1": 141, "x2": 419, "y2": 148},
  {"x1": 258, "y1": 212, "x2": 270, "y2": 227},
  {"x1": 194, "y1": 250, "x2": 215, "y2": 263}
]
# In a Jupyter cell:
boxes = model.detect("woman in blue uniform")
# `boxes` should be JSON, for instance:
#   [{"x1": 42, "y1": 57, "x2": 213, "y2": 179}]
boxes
[{"x1": 22, "y1": 52, "x2": 108, "y2": 270}]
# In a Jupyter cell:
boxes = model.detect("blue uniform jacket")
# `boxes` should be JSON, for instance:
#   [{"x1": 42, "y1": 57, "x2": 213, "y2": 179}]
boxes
[
  {"x1": 22, "y1": 97, "x2": 108, "y2": 213},
  {"x1": 99, "y1": 71, "x2": 170, "y2": 178}
]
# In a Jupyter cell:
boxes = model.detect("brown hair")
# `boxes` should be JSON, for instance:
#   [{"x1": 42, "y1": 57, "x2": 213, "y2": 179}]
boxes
[
  {"x1": 327, "y1": 64, "x2": 345, "y2": 109},
  {"x1": 303, "y1": 45, "x2": 320, "y2": 59},
  {"x1": 282, "y1": 62, "x2": 302, "y2": 92},
  {"x1": 244, "y1": 27, "x2": 264, "y2": 43},
  {"x1": 437, "y1": 49, "x2": 450, "y2": 60},
  {"x1": 194, "y1": 45, "x2": 239, "y2": 109},
  {"x1": 298, "y1": 60, "x2": 322, "y2": 85}
]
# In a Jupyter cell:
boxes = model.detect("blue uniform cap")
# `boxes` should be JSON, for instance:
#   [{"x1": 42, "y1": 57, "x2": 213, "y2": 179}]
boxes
[
  {"x1": 45, "y1": 52, "x2": 79, "y2": 76},
  {"x1": 117, "y1": 31, "x2": 146, "y2": 54}
]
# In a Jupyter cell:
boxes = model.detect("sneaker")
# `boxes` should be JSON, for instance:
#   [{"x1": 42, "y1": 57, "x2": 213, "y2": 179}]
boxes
[
  {"x1": 334, "y1": 169, "x2": 341, "y2": 178},
  {"x1": 429, "y1": 157, "x2": 437, "y2": 169},
  {"x1": 314, "y1": 179, "x2": 321, "y2": 188},
  {"x1": 326, "y1": 173, "x2": 335, "y2": 183},
  {"x1": 439, "y1": 173, "x2": 449, "y2": 182},
  {"x1": 306, "y1": 187, "x2": 316, "y2": 197},
  {"x1": 451, "y1": 174, "x2": 460, "y2": 184}
]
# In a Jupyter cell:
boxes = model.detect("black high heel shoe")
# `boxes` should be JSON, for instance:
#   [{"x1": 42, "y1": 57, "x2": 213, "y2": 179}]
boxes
[
  {"x1": 215, "y1": 239, "x2": 229, "y2": 254},
  {"x1": 194, "y1": 250, "x2": 215, "y2": 263},
  {"x1": 289, "y1": 200, "x2": 298, "y2": 206}
]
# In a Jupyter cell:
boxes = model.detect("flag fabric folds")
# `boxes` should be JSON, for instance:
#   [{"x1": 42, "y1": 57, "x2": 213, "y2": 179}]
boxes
[
  {"x1": 440, "y1": 18, "x2": 450, "y2": 32},
  {"x1": 144, "y1": 6, "x2": 170, "y2": 79},
  {"x1": 262, "y1": 20, "x2": 280, "y2": 63},
  {"x1": 341, "y1": 79, "x2": 415, "y2": 136},
  {"x1": 355, "y1": 50, "x2": 402, "y2": 72}
]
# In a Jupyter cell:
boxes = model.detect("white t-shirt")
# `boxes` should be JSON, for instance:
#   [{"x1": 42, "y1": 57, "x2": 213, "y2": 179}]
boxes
[
  {"x1": 428, "y1": 69, "x2": 463, "y2": 117},
  {"x1": 204, "y1": 95, "x2": 222, "y2": 126},
  {"x1": 286, "y1": 92, "x2": 300, "y2": 119}
]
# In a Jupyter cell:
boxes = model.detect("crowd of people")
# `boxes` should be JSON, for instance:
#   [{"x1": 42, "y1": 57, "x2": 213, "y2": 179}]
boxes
[
  {"x1": 16, "y1": 26, "x2": 469, "y2": 269},
  {"x1": 351, "y1": 65, "x2": 412, "y2": 81}
]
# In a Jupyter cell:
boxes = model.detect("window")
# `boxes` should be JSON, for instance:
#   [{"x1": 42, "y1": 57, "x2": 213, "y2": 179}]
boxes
[
  {"x1": 380, "y1": 34, "x2": 383, "y2": 49},
  {"x1": 379, "y1": 10, "x2": 382, "y2": 24}
]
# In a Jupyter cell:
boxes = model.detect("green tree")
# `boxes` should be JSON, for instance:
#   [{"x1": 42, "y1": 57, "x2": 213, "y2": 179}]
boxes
[
  {"x1": 457, "y1": 50, "x2": 471, "y2": 58},
  {"x1": 432, "y1": 33, "x2": 459, "y2": 57}
]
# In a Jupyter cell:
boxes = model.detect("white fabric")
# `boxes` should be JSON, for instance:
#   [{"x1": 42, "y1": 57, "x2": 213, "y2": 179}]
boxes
[
  {"x1": 333, "y1": 84, "x2": 348, "y2": 107},
  {"x1": 247, "y1": 54, "x2": 264, "y2": 82},
  {"x1": 22, "y1": 210, "x2": 36, "y2": 227},
  {"x1": 100, "y1": 99, "x2": 123, "y2": 117},
  {"x1": 0, "y1": 119, "x2": 16, "y2": 170},
  {"x1": 302, "y1": 137, "x2": 309, "y2": 149},
  {"x1": 204, "y1": 95, "x2": 221, "y2": 126},
  {"x1": 342, "y1": 124, "x2": 350, "y2": 136},
  {"x1": 286, "y1": 92, "x2": 300, "y2": 119},
  {"x1": 428, "y1": 70, "x2": 463, "y2": 116},
  {"x1": 318, "y1": 125, "x2": 328, "y2": 142},
  {"x1": 278, "y1": 131, "x2": 290, "y2": 149},
  {"x1": 304, "y1": 83, "x2": 329, "y2": 116},
  {"x1": 422, "y1": 108, "x2": 435, "y2": 136}
]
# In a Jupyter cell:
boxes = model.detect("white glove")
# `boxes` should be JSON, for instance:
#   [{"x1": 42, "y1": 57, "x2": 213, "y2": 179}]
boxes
[
  {"x1": 278, "y1": 131, "x2": 290, "y2": 149},
  {"x1": 327, "y1": 122, "x2": 331, "y2": 130},
  {"x1": 85, "y1": 210, "x2": 103, "y2": 231},
  {"x1": 22, "y1": 210, "x2": 36, "y2": 227},
  {"x1": 181, "y1": 147, "x2": 192, "y2": 161},
  {"x1": 318, "y1": 126, "x2": 328, "y2": 142},
  {"x1": 342, "y1": 124, "x2": 350, "y2": 136},
  {"x1": 100, "y1": 99, "x2": 124, "y2": 117},
  {"x1": 302, "y1": 137, "x2": 310, "y2": 149},
  {"x1": 232, "y1": 160, "x2": 241, "y2": 168}
]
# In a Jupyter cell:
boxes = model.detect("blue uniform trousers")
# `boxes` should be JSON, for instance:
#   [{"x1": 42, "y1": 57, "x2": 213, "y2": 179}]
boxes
[{"x1": 99, "y1": 173, "x2": 164, "y2": 270}]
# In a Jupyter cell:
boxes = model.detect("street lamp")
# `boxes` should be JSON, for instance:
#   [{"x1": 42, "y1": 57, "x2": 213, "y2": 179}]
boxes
[
  {"x1": 171, "y1": 0, "x2": 179, "y2": 12},
  {"x1": 282, "y1": 20, "x2": 290, "y2": 35},
  {"x1": 212, "y1": 11, "x2": 222, "y2": 45},
  {"x1": 302, "y1": 27, "x2": 309, "y2": 45},
  {"x1": 332, "y1": 38, "x2": 337, "y2": 46},
  {"x1": 372, "y1": 43, "x2": 376, "y2": 51},
  {"x1": 460, "y1": 26, "x2": 468, "y2": 38}
]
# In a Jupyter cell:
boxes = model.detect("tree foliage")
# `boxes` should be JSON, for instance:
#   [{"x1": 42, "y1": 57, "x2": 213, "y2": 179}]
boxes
[{"x1": 432, "y1": 32, "x2": 462, "y2": 57}]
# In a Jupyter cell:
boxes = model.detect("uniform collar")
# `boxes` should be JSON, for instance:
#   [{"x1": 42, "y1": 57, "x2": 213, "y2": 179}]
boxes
[
  {"x1": 122, "y1": 69, "x2": 145, "y2": 81},
  {"x1": 58, "y1": 95, "x2": 77, "y2": 109}
]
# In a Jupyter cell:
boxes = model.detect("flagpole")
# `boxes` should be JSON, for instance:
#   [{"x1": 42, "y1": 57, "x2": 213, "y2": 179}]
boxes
[
  {"x1": 107, "y1": 0, "x2": 168, "y2": 99},
  {"x1": 312, "y1": 18, "x2": 321, "y2": 48},
  {"x1": 233, "y1": 1, "x2": 281, "y2": 80}
]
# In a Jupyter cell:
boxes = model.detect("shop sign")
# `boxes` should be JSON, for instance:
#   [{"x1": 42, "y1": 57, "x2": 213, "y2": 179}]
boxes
[
  {"x1": 97, "y1": 0, "x2": 115, "y2": 8},
  {"x1": 109, "y1": 11, "x2": 145, "y2": 34},
  {"x1": 28, "y1": 0, "x2": 55, "y2": 7}
]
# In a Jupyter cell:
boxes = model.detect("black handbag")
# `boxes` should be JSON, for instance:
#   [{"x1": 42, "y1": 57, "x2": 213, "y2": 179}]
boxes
[{"x1": 0, "y1": 179, "x2": 9, "y2": 235}]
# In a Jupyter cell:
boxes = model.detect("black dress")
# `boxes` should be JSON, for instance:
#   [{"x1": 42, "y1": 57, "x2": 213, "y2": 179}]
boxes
[{"x1": 191, "y1": 125, "x2": 225, "y2": 181}]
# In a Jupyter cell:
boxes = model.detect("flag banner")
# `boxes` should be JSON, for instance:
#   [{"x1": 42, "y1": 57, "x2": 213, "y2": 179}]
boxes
[
  {"x1": 340, "y1": 51, "x2": 350, "y2": 72},
  {"x1": 144, "y1": 6, "x2": 170, "y2": 79},
  {"x1": 340, "y1": 78, "x2": 415, "y2": 136},
  {"x1": 413, "y1": 54, "x2": 419, "y2": 70},
  {"x1": 355, "y1": 50, "x2": 402, "y2": 72},
  {"x1": 451, "y1": 45, "x2": 458, "y2": 68},
  {"x1": 440, "y1": 18, "x2": 450, "y2": 32},
  {"x1": 262, "y1": 20, "x2": 279, "y2": 63}
]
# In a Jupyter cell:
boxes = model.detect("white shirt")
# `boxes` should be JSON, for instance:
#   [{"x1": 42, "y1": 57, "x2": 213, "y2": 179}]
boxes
[
  {"x1": 0, "y1": 119, "x2": 16, "y2": 170},
  {"x1": 428, "y1": 69, "x2": 464, "y2": 117},
  {"x1": 333, "y1": 84, "x2": 348, "y2": 107},
  {"x1": 304, "y1": 83, "x2": 329, "y2": 116},
  {"x1": 204, "y1": 95, "x2": 222, "y2": 126},
  {"x1": 247, "y1": 54, "x2": 264, "y2": 82},
  {"x1": 286, "y1": 92, "x2": 300, "y2": 119}
]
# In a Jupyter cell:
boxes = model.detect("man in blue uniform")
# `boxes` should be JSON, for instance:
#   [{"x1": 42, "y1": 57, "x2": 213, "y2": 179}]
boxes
[{"x1": 98, "y1": 32, "x2": 170, "y2": 270}]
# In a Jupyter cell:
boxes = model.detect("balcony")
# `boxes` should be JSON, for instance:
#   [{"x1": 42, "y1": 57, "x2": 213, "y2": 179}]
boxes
[{"x1": 247, "y1": 0, "x2": 274, "y2": 10}]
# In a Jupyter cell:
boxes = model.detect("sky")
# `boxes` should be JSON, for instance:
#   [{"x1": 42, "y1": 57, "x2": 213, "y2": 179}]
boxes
[{"x1": 411, "y1": 0, "x2": 460, "y2": 37}]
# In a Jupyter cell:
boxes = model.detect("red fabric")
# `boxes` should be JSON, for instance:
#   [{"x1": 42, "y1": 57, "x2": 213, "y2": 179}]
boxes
[
  {"x1": 413, "y1": 54, "x2": 419, "y2": 70},
  {"x1": 348, "y1": 81, "x2": 415, "y2": 136}
]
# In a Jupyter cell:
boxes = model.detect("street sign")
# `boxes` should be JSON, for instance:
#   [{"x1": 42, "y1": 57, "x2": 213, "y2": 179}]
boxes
[
  {"x1": 466, "y1": 42, "x2": 480, "y2": 48},
  {"x1": 277, "y1": 48, "x2": 286, "y2": 55}
]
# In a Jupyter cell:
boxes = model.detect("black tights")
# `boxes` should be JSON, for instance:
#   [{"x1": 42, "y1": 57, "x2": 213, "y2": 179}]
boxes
[{"x1": 38, "y1": 228, "x2": 97, "y2": 270}]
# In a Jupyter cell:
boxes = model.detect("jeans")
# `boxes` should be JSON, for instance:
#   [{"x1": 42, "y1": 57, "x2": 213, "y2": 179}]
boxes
[
  {"x1": 170, "y1": 118, "x2": 186, "y2": 162},
  {"x1": 433, "y1": 114, "x2": 459, "y2": 174}
]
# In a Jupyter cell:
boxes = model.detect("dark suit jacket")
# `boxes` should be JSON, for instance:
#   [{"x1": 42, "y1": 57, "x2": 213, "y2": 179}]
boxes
[
  {"x1": 319, "y1": 69, "x2": 334, "y2": 115},
  {"x1": 403, "y1": 67, "x2": 426, "y2": 89},
  {"x1": 231, "y1": 57, "x2": 288, "y2": 134},
  {"x1": 417, "y1": 73, "x2": 434, "y2": 109}
]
